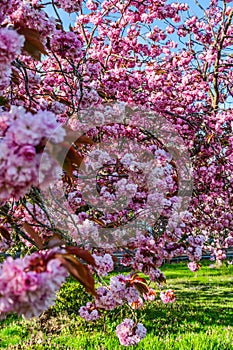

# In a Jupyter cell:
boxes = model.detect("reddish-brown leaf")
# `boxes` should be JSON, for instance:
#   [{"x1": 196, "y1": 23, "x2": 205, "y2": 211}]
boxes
[
  {"x1": 55, "y1": 96, "x2": 71, "y2": 106},
  {"x1": 63, "y1": 127, "x2": 94, "y2": 146},
  {"x1": 155, "y1": 69, "x2": 166, "y2": 75},
  {"x1": 65, "y1": 246, "x2": 96, "y2": 266},
  {"x1": 66, "y1": 145, "x2": 84, "y2": 167},
  {"x1": 48, "y1": 141, "x2": 84, "y2": 178},
  {"x1": 55, "y1": 253, "x2": 96, "y2": 295},
  {"x1": 0, "y1": 226, "x2": 11, "y2": 241},
  {"x1": 112, "y1": 254, "x2": 118, "y2": 264},
  {"x1": 17, "y1": 28, "x2": 47, "y2": 60},
  {"x1": 130, "y1": 273, "x2": 147, "y2": 285},
  {"x1": 158, "y1": 276, "x2": 166, "y2": 285},
  {"x1": 129, "y1": 273, "x2": 149, "y2": 295},
  {"x1": 74, "y1": 135, "x2": 94, "y2": 146},
  {"x1": 23, "y1": 222, "x2": 44, "y2": 249},
  {"x1": 47, "y1": 129, "x2": 93, "y2": 179},
  {"x1": 46, "y1": 234, "x2": 65, "y2": 248},
  {"x1": 207, "y1": 133, "x2": 214, "y2": 144},
  {"x1": 133, "y1": 282, "x2": 150, "y2": 295},
  {"x1": 97, "y1": 89, "x2": 108, "y2": 99},
  {"x1": 130, "y1": 299, "x2": 143, "y2": 309},
  {"x1": 92, "y1": 218, "x2": 106, "y2": 227},
  {"x1": 63, "y1": 145, "x2": 84, "y2": 178},
  {"x1": 11, "y1": 68, "x2": 21, "y2": 85}
]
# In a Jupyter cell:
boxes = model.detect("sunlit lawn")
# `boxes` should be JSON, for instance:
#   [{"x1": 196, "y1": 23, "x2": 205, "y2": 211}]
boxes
[{"x1": 1, "y1": 261, "x2": 233, "y2": 349}]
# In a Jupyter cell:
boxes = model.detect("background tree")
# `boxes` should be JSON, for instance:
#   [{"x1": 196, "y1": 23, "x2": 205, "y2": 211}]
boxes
[{"x1": 0, "y1": 0, "x2": 232, "y2": 345}]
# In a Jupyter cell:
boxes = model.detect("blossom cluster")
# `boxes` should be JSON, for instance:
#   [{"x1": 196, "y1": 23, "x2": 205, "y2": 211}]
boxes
[
  {"x1": 188, "y1": 261, "x2": 200, "y2": 272},
  {"x1": 0, "y1": 0, "x2": 233, "y2": 346},
  {"x1": 0, "y1": 250, "x2": 67, "y2": 318},
  {"x1": 92, "y1": 253, "x2": 114, "y2": 276},
  {"x1": 54, "y1": 0, "x2": 82, "y2": 13},
  {"x1": 160, "y1": 289, "x2": 176, "y2": 304},
  {"x1": 0, "y1": 27, "x2": 24, "y2": 93},
  {"x1": 79, "y1": 302, "x2": 100, "y2": 321},
  {"x1": 94, "y1": 274, "x2": 140, "y2": 310},
  {"x1": 50, "y1": 30, "x2": 83, "y2": 61},
  {"x1": 116, "y1": 319, "x2": 147, "y2": 346},
  {"x1": 0, "y1": 106, "x2": 65, "y2": 202}
]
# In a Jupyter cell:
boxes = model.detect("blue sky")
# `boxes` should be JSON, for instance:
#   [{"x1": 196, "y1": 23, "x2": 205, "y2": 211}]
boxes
[
  {"x1": 44, "y1": 0, "x2": 210, "y2": 30},
  {"x1": 43, "y1": 0, "x2": 232, "y2": 108}
]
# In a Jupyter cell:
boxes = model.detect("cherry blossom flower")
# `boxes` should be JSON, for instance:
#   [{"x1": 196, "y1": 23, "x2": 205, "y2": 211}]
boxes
[
  {"x1": 0, "y1": 250, "x2": 67, "y2": 318},
  {"x1": 0, "y1": 106, "x2": 65, "y2": 202},
  {"x1": 160, "y1": 289, "x2": 176, "y2": 304},
  {"x1": 0, "y1": 28, "x2": 24, "y2": 64},
  {"x1": 92, "y1": 253, "x2": 114, "y2": 276},
  {"x1": 116, "y1": 319, "x2": 147, "y2": 346},
  {"x1": 188, "y1": 261, "x2": 200, "y2": 272},
  {"x1": 79, "y1": 302, "x2": 100, "y2": 321}
]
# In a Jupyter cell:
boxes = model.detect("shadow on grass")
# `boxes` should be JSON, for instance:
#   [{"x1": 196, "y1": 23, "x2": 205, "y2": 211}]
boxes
[
  {"x1": 1, "y1": 261, "x2": 233, "y2": 347},
  {"x1": 141, "y1": 285, "x2": 233, "y2": 336},
  {"x1": 142, "y1": 301, "x2": 233, "y2": 335}
]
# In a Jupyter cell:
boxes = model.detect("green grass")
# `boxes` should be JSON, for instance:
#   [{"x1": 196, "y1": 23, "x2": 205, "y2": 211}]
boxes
[{"x1": 1, "y1": 261, "x2": 233, "y2": 349}]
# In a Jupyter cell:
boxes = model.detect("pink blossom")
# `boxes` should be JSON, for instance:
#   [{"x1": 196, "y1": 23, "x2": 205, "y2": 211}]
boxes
[
  {"x1": 0, "y1": 28, "x2": 24, "y2": 64},
  {"x1": 9, "y1": 2, "x2": 56, "y2": 39},
  {"x1": 110, "y1": 274, "x2": 139, "y2": 303},
  {"x1": 129, "y1": 297, "x2": 143, "y2": 309},
  {"x1": 173, "y1": 14, "x2": 181, "y2": 23},
  {"x1": 166, "y1": 25, "x2": 175, "y2": 34},
  {"x1": 54, "y1": 0, "x2": 81, "y2": 12},
  {"x1": 0, "y1": 28, "x2": 24, "y2": 91},
  {"x1": 209, "y1": 264, "x2": 215, "y2": 269},
  {"x1": 93, "y1": 253, "x2": 114, "y2": 276},
  {"x1": 50, "y1": 30, "x2": 82, "y2": 61},
  {"x1": 0, "y1": 250, "x2": 67, "y2": 318},
  {"x1": 160, "y1": 289, "x2": 176, "y2": 304},
  {"x1": 116, "y1": 319, "x2": 147, "y2": 346},
  {"x1": 79, "y1": 302, "x2": 100, "y2": 321},
  {"x1": 0, "y1": 0, "x2": 12, "y2": 23},
  {"x1": 143, "y1": 288, "x2": 157, "y2": 301},
  {"x1": 18, "y1": 145, "x2": 36, "y2": 161},
  {"x1": 86, "y1": 0, "x2": 98, "y2": 11},
  {"x1": 0, "y1": 106, "x2": 65, "y2": 202},
  {"x1": 188, "y1": 261, "x2": 200, "y2": 272},
  {"x1": 95, "y1": 286, "x2": 120, "y2": 310}
]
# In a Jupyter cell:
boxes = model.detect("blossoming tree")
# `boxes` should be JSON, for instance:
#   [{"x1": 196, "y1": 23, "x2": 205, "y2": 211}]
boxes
[{"x1": 0, "y1": 0, "x2": 232, "y2": 346}]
